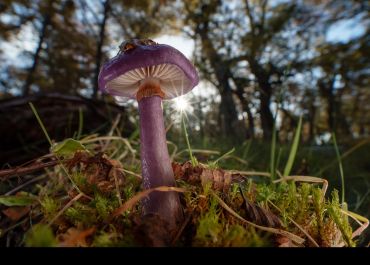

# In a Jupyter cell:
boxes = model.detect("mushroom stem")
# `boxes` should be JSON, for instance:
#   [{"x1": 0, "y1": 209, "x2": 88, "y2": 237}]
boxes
[{"x1": 138, "y1": 83, "x2": 183, "y2": 230}]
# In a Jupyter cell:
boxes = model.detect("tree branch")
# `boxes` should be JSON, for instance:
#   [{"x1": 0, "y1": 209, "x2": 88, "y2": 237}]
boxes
[
  {"x1": 0, "y1": 160, "x2": 58, "y2": 179},
  {"x1": 245, "y1": 0, "x2": 256, "y2": 36}
]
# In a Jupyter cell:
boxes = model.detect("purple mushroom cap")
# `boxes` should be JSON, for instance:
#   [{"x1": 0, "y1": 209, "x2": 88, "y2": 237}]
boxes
[{"x1": 98, "y1": 42, "x2": 199, "y2": 99}]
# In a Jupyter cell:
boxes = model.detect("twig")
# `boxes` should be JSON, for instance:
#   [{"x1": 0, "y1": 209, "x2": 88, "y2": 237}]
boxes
[
  {"x1": 112, "y1": 186, "x2": 186, "y2": 217},
  {"x1": 268, "y1": 199, "x2": 320, "y2": 247},
  {"x1": 48, "y1": 193, "x2": 84, "y2": 226},
  {"x1": 0, "y1": 160, "x2": 58, "y2": 179},
  {"x1": 227, "y1": 170, "x2": 271, "y2": 178},
  {"x1": 340, "y1": 209, "x2": 369, "y2": 240},
  {"x1": 119, "y1": 168, "x2": 142, "y2": 179},
  {"x1": 102, "y1": 114, "x2": 121, "y2": 152},
  {"x1": 112, "y1": 168, "x2": 122, "y2": 206},
  {"x1": 0, "y1": 218, "x2": 28, "y2": 239},
  {"x1": 171, "y1": 211, "x2": 193, "y2": 246},
  {"x1": 81, "y1": 136, "x2": 136, "y2": 159},
  {"x1": 4, "y1": 175, "x2": 46, "y2": 196},
  {"x1": 211, "y1": 191, "x2": 305, "y2": 245},
  {"x1": 273, "y1": 175, "x2": 328, "y2": 197}
]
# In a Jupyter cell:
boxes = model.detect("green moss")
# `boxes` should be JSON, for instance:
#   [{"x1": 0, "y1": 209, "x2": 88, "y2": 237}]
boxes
[
  {"x1": 327, "y1": 190, "x2": 355, "y2": 247},
  {"x1": 295, "y1": 183, "x2": 311, "y2": 224},
  {"x1": 256, "y1": 183, "x2": 276, "y2": 207},
  {"x1": 312, "y1": 187, "x2": 325, "y2": 241},
  {"x1": 40, "y1": 197, "x2": 60, "y2": 221},
  {"x1": 194, "y1": 197, "x2": 222, "y2": 246},
  {"x1": 72, "y1": 172, "x2": 87, "y2": 189},
  {"x1": 64, "y1": 202, "x2": 97, "y2": 227},
  {"x1": 123, "y1": 184, "x2": 134, "y2": 201},
  {"x1": 24, "y1": 224, "x2": 57, "y2": 247},
  {"x1": 92, "y1": 231, "x2": 119, "y2": 247},
  {"x1": 93, "y1": 194, "x2": 113, "y2": 220},
  {"x1": 222, "y1": 225, "x2": 270, "y2": 247}
]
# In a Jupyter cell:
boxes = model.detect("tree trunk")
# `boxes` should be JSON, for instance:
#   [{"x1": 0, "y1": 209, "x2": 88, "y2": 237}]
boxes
[
  {"x1": 318, "y1": 78, "x2": 337, "y2": 133},
  {"x1": 308, "y1": 100, "x2": 316, "y2": 143},
  {"x1": 335, "y1": 88, "x2": 352, "y2": 137},
  {"x1": 248, "y1": 58, "x2": 274, "y2": 140},
  {"x1": 233, "y1": 78, "x2": 255, "y2": 139},
  {"x1": 93, "y1": 0, "x2": 110, "y2": 99},
  {"x1": 196, "y1": 23, "x2": 241, "y2": 140},
  {"x1": 219, "y1": 87, "x2": 240, "y2": 139},
  {"x1": 245, "y1": 104, "x2": 255, "y2": 139},
  {"x1": 23, "y1": 13, "x2": 50, "y2": 96},
  {"x1": 327, "y1": 87, "x2": 335, "y2": 132},
  {"x1": 260, "y1": 90, "x2": 274, "y2": 140}
]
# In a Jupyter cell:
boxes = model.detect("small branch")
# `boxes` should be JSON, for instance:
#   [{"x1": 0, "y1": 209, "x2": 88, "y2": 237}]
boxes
[
  {"x1": 0, "y1": 160, "x2": 58, "y2": 179},
  {"x1": 4, "y1": 175, "x2": 47, "y2": 196},
  {"x1": 171, "y1": 212, "x2": 193, "y2": 246},
  {"x1": 245, "y1": 0, "x2": 256, "y2": 36},
  {"x1": 48, "y1": 193, "x2": 84, "y2": 226}
]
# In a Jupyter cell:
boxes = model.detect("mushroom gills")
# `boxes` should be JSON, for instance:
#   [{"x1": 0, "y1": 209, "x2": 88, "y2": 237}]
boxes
[{"x1": 107, "y1": 64, "x2": 192, "y2": 100}]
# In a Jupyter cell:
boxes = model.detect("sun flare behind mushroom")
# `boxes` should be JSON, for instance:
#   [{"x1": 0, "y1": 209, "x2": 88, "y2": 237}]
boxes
[{"x1": 173, "y1": 96, "x2": 190, "y2": 113}]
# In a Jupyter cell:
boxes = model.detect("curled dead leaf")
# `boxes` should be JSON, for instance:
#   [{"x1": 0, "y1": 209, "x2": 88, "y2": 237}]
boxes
[
  {"x1": 65, "y1": 151, "x2": 125, "y2": 195},
  {"x1": 276, "y1": 236, "x2": 302, "y2": 247},
  {"x1": 200, "y1": 168, "x2": 231, "y2": 193},
  {"x1": 172, "y1": 162, "x2": 241, "y2": 192},
  {"x1": 2, "y1": 206, "x2": 30, "y2": 222},
  {"x1": 240, "y1": 188, "x2": 282, "y2": 228},
  {"x1": 57, "y1": 227, "x2": 96, "y2": 247}
]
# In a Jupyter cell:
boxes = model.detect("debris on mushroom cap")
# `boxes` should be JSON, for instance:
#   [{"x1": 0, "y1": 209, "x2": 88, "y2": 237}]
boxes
[{"x1": 98, "y1": 39, "x2": 199, "y2": 100}]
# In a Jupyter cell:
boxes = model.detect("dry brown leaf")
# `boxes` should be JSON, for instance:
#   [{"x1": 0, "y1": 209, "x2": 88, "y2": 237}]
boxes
[
  {"x1": 112, "y1": 186, "x2": 186, "y2": 217},
  {"x1": 2, "y1": 206, "x2": 30, "y2": 222},
  {"x1": 240, "y1": 189, "x2": 282, "y2": 228},
  {"x1": 172, "y1": 162, "x2": 240, "y2": 192},
  {"x1": 66, "y1": 151, "x2": 125, "y2": 195},
  {"x1": 276, "y1": 236, "x2": 302, "y2": 247},
  {"x1": 200, "y1": 168, "x2": 232, "y2": 193},
  {"x1": 57, "y1": 227, "x2": 96, "y2": 247}
]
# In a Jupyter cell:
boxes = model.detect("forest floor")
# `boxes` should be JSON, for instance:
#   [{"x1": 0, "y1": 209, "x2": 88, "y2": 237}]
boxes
[{"x1": 1, "y1": 127, "x2": 369, "y2": 247}]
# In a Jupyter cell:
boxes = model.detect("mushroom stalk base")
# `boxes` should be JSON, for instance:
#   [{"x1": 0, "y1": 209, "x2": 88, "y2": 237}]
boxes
[{"x1": 138, "y1": 95, "x2": 183, "y2": 230}]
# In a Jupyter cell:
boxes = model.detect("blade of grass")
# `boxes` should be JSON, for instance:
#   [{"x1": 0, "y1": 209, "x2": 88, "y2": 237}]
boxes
[
  {"x1": 29, "y1": 102, "x2": 52, "y2": 146},
  {"x1": 275, "y1": 147, "x2": 282, "y2": 174},
  {"x1": 129, "y1": 126, "x2": 140, "y2": 141},
  {"x1": 315, "y1": 137, "x2": 370, "y2": 177},
  {"x1": 332, "y1": 133, "x2": 345, "y2": 204},
  {"x1": 182, "y1": 114, "x2": 196, "y2": 166},
  {"x1": 270, "y1": 122, "x2": 277, "y2": 180},
  {"x1": 76, "y1": 107, "x2": 84, "y2": 140},
  {"x1": 242, "y1": 140, "x2": 252, "y2": 160},
  {"x1": 283, "y1": 115, "x2": 302, "y2": 177},
  {"x1": 29, "y1": 102, "x2": 84, "y2": 195},
  {"x1": 211, "y1": 147, "x2": 235, "y2": 165},
  {"x1": 174, "y1": 149, "x2": 220, "y2": 157}
]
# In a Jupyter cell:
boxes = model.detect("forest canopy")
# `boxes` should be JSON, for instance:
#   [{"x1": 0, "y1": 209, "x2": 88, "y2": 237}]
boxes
[{"x1": 0, "y1": 0, "x2": 368, "y2": 143}]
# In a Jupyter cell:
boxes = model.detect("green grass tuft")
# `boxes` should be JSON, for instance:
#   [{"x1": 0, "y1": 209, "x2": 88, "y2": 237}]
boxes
[{"x1": 283, "y1": 115, "x2": 303, "y2": 177}]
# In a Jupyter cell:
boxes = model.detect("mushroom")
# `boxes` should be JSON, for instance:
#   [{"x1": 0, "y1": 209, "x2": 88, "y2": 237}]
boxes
[{"x1": 98, "y1": 39, "x2": 199, "y2": 230}]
